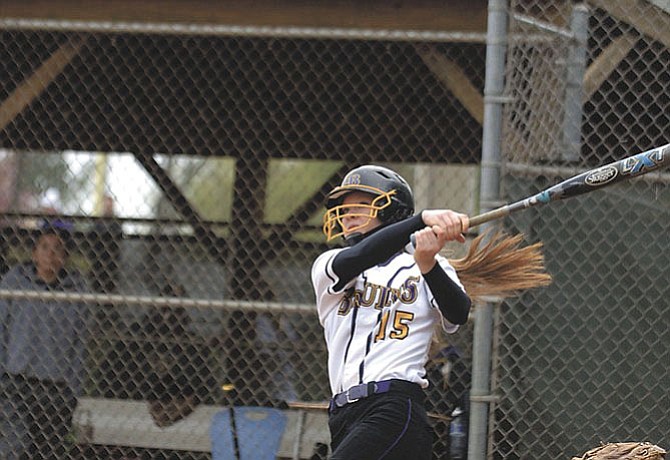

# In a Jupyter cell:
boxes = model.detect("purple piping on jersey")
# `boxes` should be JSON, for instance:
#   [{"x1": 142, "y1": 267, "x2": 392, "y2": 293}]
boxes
[
  {"x1": 387, "y1": 263, "x2": 415, "y2": 286},
  {"x1": 376, "y1": 251, "x2": 402, "y2": 268},
  {"x1": 341, "y1": 271, "x2": 368, "y2": 390},
  {"x1": 340, "y1": 302, "x2": 359, "y2": 391},
  {"x1": 358, "y1": 263, "x2": 415, "y2": 382},
  {"x1": 325, "y1": 253, "x2": 339, "y2": 294},
  {"x1": 360, "y1": 309, "x2": 381, "y2": 382},
  {"x1": 377, "y1": 397, "x2": 413, "y2": 459}
]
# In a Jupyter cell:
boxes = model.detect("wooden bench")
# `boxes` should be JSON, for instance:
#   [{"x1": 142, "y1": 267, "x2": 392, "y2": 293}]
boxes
[{"x1": 73, "y1": 397, "x2": 330, "y2": 459}]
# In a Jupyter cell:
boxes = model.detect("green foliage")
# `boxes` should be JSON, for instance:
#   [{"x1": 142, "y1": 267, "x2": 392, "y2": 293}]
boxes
[
  {"x1": 182, "y1": 157, "x2": 236, "y2": 222},
  {"x1": 184, "y1": 158, "x2": 341, "y2": 226},
  {"x1": 16, "y1": 153, "x2": 70, "y2": 195},
  {"x1": 265, "y1": 159, "x2": 342, "y2": 223},
  {"x1": 15, "y1": 151, "x2": 94, "y2": 214}
]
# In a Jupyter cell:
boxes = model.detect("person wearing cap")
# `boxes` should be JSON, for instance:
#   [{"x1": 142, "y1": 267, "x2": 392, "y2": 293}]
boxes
[{"x1": 0, "y1": 220, "x2": 88, "y2": 458}]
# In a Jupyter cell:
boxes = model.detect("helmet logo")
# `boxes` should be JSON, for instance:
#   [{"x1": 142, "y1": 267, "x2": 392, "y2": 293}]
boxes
[{"x1": 344, "y1": 174, "x2": 361, "y2": 185}]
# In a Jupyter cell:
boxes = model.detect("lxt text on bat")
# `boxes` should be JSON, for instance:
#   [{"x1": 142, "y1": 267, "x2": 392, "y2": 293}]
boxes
[{"x1": 621, "y1": 146, "x2": 666, "y2": 175}]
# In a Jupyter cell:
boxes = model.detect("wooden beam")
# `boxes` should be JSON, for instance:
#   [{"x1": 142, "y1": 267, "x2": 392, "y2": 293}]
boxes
[
  {"x1": 589, "y1": 0, "x2": 670, "y2": 49},
  {"x1": 0, "y1": 38, "x2": 84, "y2": 131},
  {"x1": 583, "y1": 33, "x2": 637, "y2": 100},
  {"x1": 416, "y1": 45, "x2": 484, "y2": 124},
  {"x1": 0, "y1": 0, "x2": 488, "y2": 32},
  {"x1": 132, "y1": 152, "x2": 220, "y2": 249}
]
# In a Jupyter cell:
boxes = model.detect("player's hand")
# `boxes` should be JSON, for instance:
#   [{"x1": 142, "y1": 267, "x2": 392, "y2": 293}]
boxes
[
  {"x1": 420, "y1": 209, "x2": 468, "y2": 243},
  {"x1": 412, "y1": 226, "x2": 449, "y2": 273}
]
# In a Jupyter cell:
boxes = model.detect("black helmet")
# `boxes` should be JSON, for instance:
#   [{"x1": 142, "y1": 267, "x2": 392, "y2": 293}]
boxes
[{"x1": 323, "y1": 165, "x2": 414, "y2": 242}]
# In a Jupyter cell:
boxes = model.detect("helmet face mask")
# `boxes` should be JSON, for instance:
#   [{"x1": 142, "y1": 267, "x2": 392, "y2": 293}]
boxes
[
  {"x1": 322, "y1": 187, "x2": 396, "y2": 241},
  {"x1": 322, "y1": 165, "x2": 414, "y2": 242}
]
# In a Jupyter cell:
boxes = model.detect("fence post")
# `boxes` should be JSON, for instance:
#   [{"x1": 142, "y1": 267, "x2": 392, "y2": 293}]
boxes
[
  {"x1": 561, "y1": 3, "x2": 589, "y2": 162},
  {"x1": 468, "y1": 1, "x2": 509, "y2": 459}
]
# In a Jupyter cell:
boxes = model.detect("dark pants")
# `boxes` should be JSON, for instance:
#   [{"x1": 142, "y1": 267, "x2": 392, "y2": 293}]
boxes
[
  {"x1": 328, "y1": 381, "x2": 433, "y2": 460},
  {"x1": 1, "y1": 374, "x2": 77, "y2": 459}
]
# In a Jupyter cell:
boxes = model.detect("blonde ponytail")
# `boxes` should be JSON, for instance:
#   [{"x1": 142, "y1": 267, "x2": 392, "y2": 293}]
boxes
[{"x1": 449, "y1": 230, "x2": 553, "y2": 301}]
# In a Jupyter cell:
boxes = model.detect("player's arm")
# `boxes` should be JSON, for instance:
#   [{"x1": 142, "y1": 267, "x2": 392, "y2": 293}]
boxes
[
  {"x1": 331, "y1": 208, "x2": 467, "y2": 281},
  {"x1": 331, "y1": 214, "x2": 425, "y2": 290},
  {"x1": 423, "y1": 264, "x2": 471, "y2": 325},
  {"x1": 413, "y1": 226, "x2": 471, "y2": 325}
]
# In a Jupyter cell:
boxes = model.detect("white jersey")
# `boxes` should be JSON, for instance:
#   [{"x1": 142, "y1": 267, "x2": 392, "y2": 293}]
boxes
[{"x1": 311, "y1": 244, "x2": 465, "y2": 396}]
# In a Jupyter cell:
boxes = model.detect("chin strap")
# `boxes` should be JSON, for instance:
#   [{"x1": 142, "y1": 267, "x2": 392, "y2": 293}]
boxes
[
  {"x1": 343, "y1": 232, "x2": 363, "y2": 246},
  {"x1": 343, "y1": 224, "x2": 388, "y2": 247}
]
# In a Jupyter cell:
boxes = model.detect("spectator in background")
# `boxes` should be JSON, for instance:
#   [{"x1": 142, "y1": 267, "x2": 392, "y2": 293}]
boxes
[
  {"x1": 88, "y1": 194, "x2": 123, "y2": 294},
  {"x1": 87, "y1": 195, "x2": 123, "y2": 375},
  {"x1": 141, "y1": 281, "x2": 211, "y2": 427},
  {"x1": 0, "y1": 219, "x2": 89, "y2": 459},
  {"x1": 223, "y1": 311, "x2": 293, "y2": 409},
  {"x1": 255, "y1": 313, "x2": 298, "y2": 403}
]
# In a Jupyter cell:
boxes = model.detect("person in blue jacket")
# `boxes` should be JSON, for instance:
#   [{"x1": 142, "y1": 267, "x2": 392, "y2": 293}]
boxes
[{"x1": 0, "y1": 220, "x2": 88, "y2": 459}]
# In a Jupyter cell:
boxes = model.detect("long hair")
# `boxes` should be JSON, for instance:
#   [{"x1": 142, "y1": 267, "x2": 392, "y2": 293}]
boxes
[
  {"x1": 430, "y1": 229, "x2": 552, "y2": 357},
  {"x1": 448, "y1": 229, "x2": 552, "y2": 301}
]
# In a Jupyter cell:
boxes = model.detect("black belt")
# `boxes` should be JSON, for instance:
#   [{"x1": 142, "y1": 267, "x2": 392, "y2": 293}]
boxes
[{"x1": 329, "y1": 379, "x2": 420, "y2": 411}]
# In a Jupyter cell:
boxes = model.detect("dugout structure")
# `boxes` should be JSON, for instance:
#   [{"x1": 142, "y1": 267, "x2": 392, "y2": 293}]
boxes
[{"x1": 0, "y1": 1, "x2": 668, "y2": 458}]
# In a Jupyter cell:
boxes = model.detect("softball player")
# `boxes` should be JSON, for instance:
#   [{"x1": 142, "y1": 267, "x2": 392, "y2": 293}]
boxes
[{"x1": 311, "y1": 165, "x2": 471, "y2": 460}]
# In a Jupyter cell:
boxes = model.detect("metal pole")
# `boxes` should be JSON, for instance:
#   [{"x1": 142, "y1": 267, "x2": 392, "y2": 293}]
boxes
[
  {"x1": 0, "y1": 17, "x2": 486, "y2": 43},
  {"x1": 561, "y1": 3, "x2": 589, "y2": 162},
  {"x1": 93, "y1": 152, "x2": 108, "y2": 215},
  {"x1": 468, "y1": 1, "x2": 509, "y2": 459}
]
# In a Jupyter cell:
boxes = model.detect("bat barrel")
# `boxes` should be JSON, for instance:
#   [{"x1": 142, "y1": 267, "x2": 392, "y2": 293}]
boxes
[
  {"x1": 467, "y1": 143, "x2": 670, "y2": 227},
  {"x1": 411, "y1": 143, "x2": 670, "y2": 245}
]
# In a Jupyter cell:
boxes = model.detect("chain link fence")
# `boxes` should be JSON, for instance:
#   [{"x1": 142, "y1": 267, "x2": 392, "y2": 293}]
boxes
[
  {"x1": 496, "y1": 1, "x2": 669, "y2": 459},
  {"x1": 0, "y1": 1, "x2": 668, "y2": 459}
]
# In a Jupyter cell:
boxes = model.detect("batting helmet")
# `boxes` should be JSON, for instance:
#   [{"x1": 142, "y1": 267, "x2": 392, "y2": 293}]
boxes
[{"x1": 323, "y1": 165, "x2": 415, "y2": 242}]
